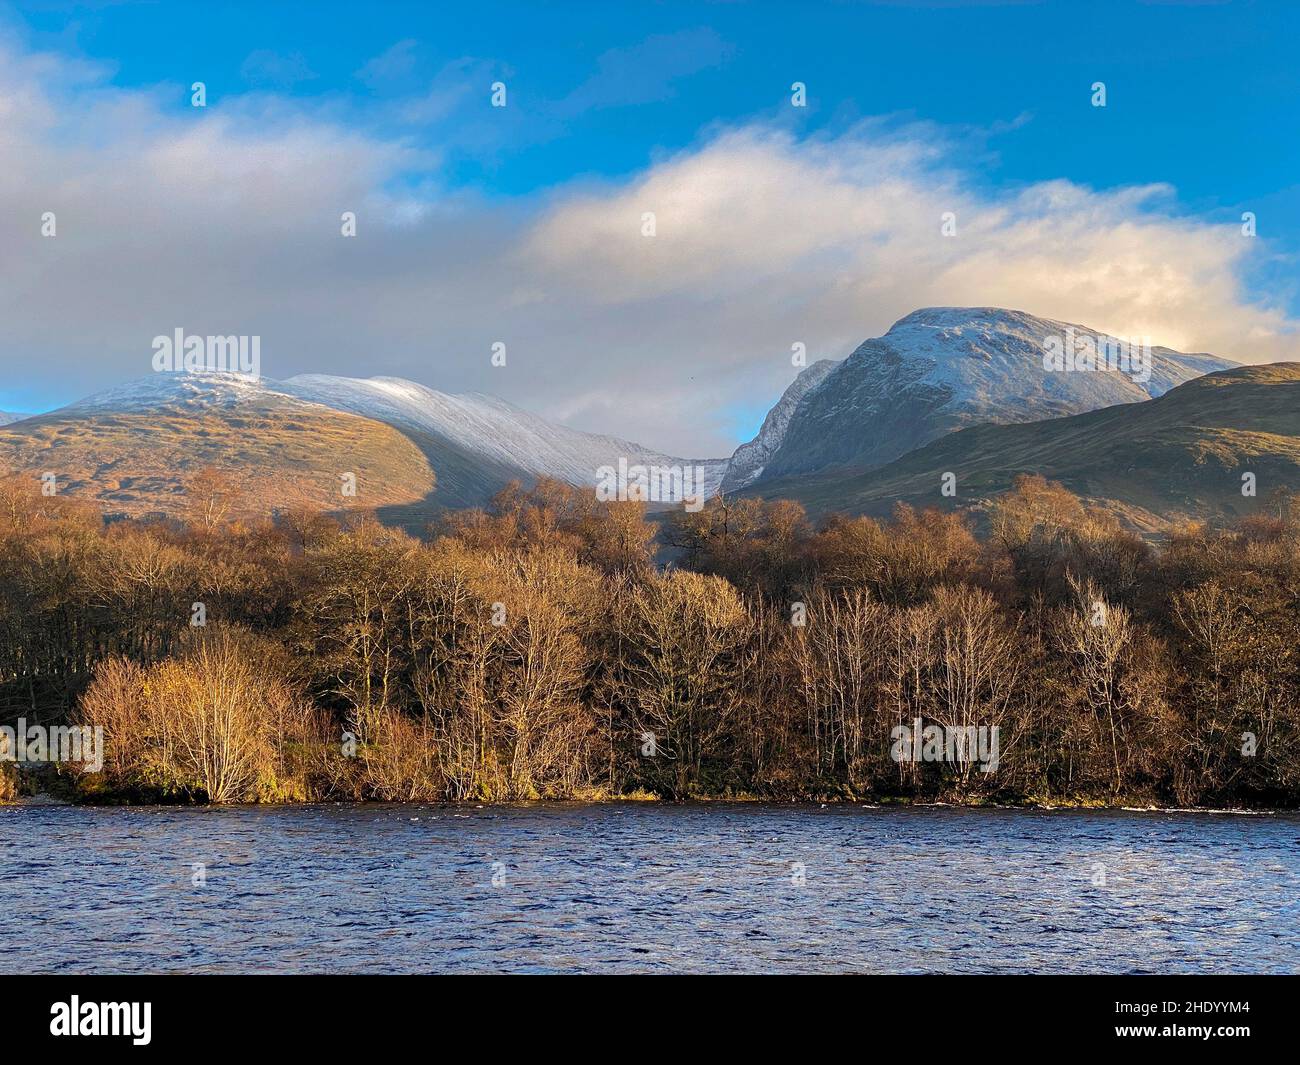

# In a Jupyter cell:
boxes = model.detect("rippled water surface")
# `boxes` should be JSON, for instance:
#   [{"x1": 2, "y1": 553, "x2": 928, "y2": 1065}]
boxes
[{"x1": 1, "y1": 803, "x2": 1296, "y2": 973}]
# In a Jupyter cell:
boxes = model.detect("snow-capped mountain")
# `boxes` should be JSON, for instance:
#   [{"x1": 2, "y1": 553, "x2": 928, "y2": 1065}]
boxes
[
  {"x1": 748, "y1": 362, "x2": 1300, "y2": 534},
  {"x1": 2, "y1": 308, "x2": 1242, "y2": 521},
  {"x1": 284, "y1": 375, "x2": 728, "y2": 498},
  {"x1": 38, "y1": 370, "x2": 727, "y2": 511},
  {"x1": 722, "y1": 360, "x2": 838, "y2": 491},
  {"x1": 748, "y1": 307, "x2": 1238, "y2": 483},
  {"x1": 60, "y1": 371, "x2": 269, "y2": 413}
]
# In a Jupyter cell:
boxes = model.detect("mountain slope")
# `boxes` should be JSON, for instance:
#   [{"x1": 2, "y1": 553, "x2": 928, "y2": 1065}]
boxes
[
  {"x1": 752, "y1": 307, "x2": 1237, "y2": 483},
  {"x1": 0, "y1": 371, "x2": 728, "y2": 522},
  {"x1": 722, "y1": 360, "x2": 837, "y2": 491},
  {"x1": 0, "y1": 373, "x2": 439, "y2": 521},
  {"x1": 0, "y1": 308, "x2": 1249, "y2": 527},
  {"x1": 746, "y1": 363, "x2": 1300, "y2": 532},
  {"x1": 284, "y1": 375, "x2": 727, "y2": 498}
]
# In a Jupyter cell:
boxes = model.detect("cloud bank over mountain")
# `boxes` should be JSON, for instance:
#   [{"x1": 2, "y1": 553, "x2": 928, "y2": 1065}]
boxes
[{"x1": 0, "y1": 30, "x2": 1294, "y2": 454}]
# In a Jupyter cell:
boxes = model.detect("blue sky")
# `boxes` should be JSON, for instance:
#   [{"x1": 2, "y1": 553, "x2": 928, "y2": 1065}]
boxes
[
  {"x1": 18, "y1": 0, "x2": 1299, "y2": 213},
  {"x1": 2, "y1": 0, "x2": 1297, "y2": 452}
]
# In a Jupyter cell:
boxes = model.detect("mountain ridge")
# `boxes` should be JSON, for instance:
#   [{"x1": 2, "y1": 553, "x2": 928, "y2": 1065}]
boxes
[
  {"x1": 743, "y1": 361, "x2": 1300, "y2": 533},
  {"x1": 749, "y1": 306, "x2": 1238, "y2": 484},
  {"x1": 722, "y1": 359, "x2": 838, "y2": 491},
  {"x1": 0, "y1": 370, "x2": 728, "y2": 522},
  {"x1": 0, "y1": 307, "x2": 1258, "y2": 527}
]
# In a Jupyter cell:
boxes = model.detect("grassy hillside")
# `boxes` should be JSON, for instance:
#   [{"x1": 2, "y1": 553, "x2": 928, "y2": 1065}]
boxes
[{"x1": 0, "y1": 392, "x2": 443, "y2": 523}]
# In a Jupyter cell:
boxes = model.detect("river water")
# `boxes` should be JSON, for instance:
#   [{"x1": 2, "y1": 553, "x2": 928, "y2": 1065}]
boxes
[{"x1": 1, "y1": 802, "x2": 1295, "y2": 973}]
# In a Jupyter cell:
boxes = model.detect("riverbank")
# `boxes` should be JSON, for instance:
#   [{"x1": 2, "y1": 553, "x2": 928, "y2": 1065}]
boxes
[
  {"x1": 9, "y1": 481, "x2": 1300, "y2": 815},
  {"x1": 3, "y1": 773, "x2": 1293, "y2": 814}
]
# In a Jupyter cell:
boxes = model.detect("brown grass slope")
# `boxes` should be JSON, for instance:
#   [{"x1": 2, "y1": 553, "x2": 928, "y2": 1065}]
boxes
[
  {"x1": 744, "y1": 363, "x2": 1300, "y2": 533},
  {"x1": 0, "y1": 390, "x2": 440, "y2": 522}
]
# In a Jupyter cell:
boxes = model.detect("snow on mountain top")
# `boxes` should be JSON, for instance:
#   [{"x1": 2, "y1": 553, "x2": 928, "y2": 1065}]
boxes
[
  {"x1": 50, "y1": 370, "x2": 728, "y2": 498},
  {"x1": 746, "y1": 307, "x2": 1243, "y2": 485},
  {"x1": 284, "y1": 373, "x2": 728, "y2": 495},
  {"x1": 863, "y1": 306, "x2": 1237, "y2": 410},
  {"x1": 61, "y1": 370, "x2": 270, "y2": 412},
  {"x1": 37, "y1": 307, "x2": 1242, "y2": 503}
]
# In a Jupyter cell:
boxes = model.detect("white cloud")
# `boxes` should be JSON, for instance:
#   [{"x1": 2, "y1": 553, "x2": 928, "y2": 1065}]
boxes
[{"x1": 0, "y1": 34, "x2": 1294, "y2": 456}]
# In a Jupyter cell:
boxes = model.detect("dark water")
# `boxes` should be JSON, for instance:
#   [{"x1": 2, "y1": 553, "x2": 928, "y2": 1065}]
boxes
[{"x1": 1, "y1": 802, "x2": 1296, "y2": 973}]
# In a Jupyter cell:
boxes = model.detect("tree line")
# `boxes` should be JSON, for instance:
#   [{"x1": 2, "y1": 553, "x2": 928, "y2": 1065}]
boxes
[{"x1": 1, "y1": 470, "x2": 1297, "y2": 807}]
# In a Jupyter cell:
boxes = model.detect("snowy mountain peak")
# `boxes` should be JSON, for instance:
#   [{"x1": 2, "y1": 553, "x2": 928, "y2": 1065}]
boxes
[
  {"x1": 886, "y1": 305, "x2": 1045, "y2": 332},
  {"x1": 42, "y1": 370, "x2": 730, "y2": 508},
  {"x1": 62, "y1": 370, "x2": 270, "y2": 412},
  {"x1": 747, "y1": 307, "x2": 1239, "y2": 485},
  {"x1": 283, "y1": 373, "x2": 728, "y2": 497},
  {"x1": 867, "y1": 306, "x2": 1233, "y2": 400},
  {"x1": 24, "y1": 306, "x2": 1243, "y2": 509}
]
